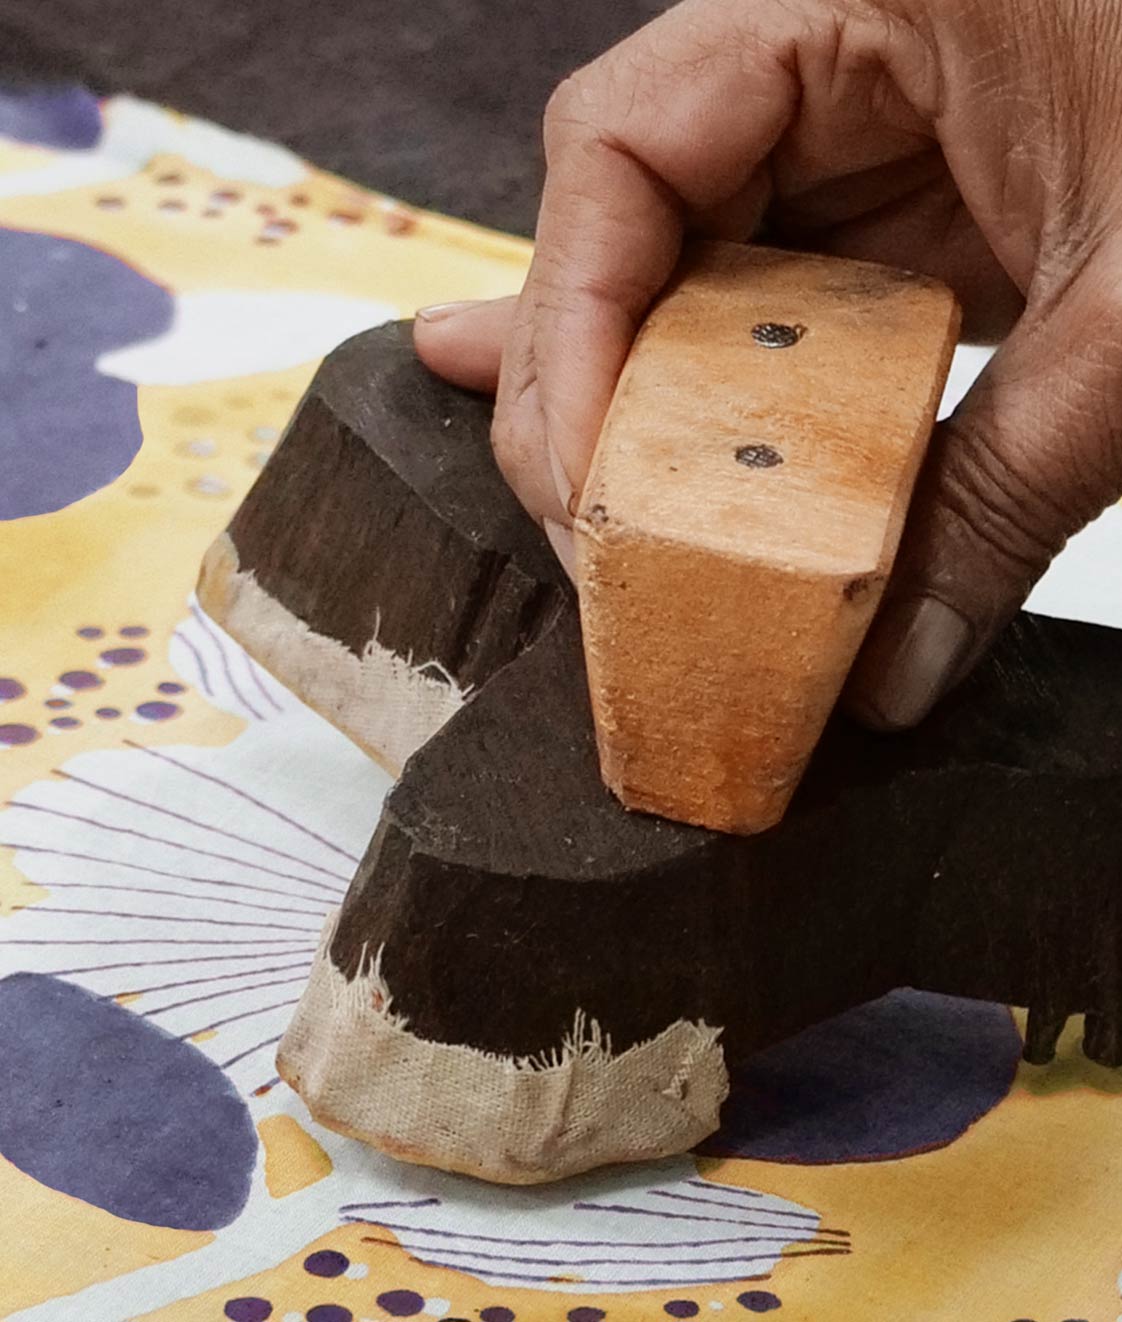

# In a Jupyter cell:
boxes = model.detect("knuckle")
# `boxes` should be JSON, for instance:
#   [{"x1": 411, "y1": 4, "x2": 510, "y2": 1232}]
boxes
[
  {"x1": 543, "y1": 74, "x2": 597, "y2": 155},
  {"x1": 489, "y1": 405, "x2": 524, "y2": 478},
  {"x1": 543, "y1": 75, "x2": 578, "y2": 127},
  {"x1": 491, "y1": 380, "x2": 539, "y2": 487}
]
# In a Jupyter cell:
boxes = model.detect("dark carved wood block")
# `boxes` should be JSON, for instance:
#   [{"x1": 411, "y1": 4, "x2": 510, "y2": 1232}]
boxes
[{"x1": 200, "y1": 321, "x2": 1122, "y2": 1185}]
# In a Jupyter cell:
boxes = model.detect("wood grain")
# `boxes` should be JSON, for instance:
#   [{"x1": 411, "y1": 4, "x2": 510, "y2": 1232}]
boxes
[{"x1": 576, "y1": 242, "x2": 961, "y2": 833}]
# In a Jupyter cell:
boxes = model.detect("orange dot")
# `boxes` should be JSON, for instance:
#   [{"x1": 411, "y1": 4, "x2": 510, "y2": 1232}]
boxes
[{"x1": 383, "y1": 208, "x2": 416, "y2": 236}]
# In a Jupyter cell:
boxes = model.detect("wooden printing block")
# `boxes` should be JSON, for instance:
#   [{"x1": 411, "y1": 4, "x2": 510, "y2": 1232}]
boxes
[
  {"x1": 198, "y1": 321, "x2": 568, "y2": 776},
  {"x1": 575, "y1": 242, "x2": 960, "y2": 832},
  {"x1": 199, "y1": 302, "x2": 1122, "y2": 1188}
]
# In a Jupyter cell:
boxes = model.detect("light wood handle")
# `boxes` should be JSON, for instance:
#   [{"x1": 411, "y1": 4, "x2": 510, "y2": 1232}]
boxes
[{"x1": 574, "y1": 240, "x2": 961, "y2": 834}]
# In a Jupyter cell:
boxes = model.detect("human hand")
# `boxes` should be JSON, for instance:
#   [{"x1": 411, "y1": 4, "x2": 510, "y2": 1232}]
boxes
[{"x1": 414, "y1": 0, "x2": 1122, "y2": 729}]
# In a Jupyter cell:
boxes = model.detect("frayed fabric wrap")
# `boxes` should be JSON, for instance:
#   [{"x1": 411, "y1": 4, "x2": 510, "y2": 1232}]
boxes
[
  {"x1": 277, "y1": 913, "x2": 730, "y2": 1185},
  {"x1": 198, "y1": 531, "x2": 466, "y2": 775}
]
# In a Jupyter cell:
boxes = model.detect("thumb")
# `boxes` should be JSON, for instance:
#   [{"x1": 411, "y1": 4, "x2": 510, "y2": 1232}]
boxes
[{"x1": 847, "y1": 257, "x2": 1122, "y2": 730}]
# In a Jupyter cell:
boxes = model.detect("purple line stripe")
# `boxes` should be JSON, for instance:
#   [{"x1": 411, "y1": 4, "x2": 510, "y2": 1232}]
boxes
[
  {"x1": 6, "y1": 801, "x2": 344, "y2": 891},
  {"x1": 245, "y1": 652, "x2": 284, "y2": 713},
  {"x1": 0, "y1": 841, "x2": 337, "y2": 907},
  {"x1": 222, "y1": 1035, "x2": 283, "y2": 1070},
  {"x1": 143, "y1": 973, "x2": 308, "y2": 1016},
  {"x1": 124, "y1": 742, "x2": 361, "y2": 865},
  {"x1": 686, "y1": 1179, "x2": 763, "y2": 1198},
  {"x1": 28, "y1": 880, "x2": 326, "y2": 919},
  {"x1": 4, "y1": 937, "x2": 314, "y2": 946},
  {"x1": 360, "y1": 1234, "x2": 848, "y2": 1269},
  {"x1": 251, "y1": 1074, "x2": 282, "y2": 1092},
  {"x1": 573, "y1": 1202, "x2": 819, "y2": 1232},
  {"x1": 54, "y1": 770, "x2": 349, "y2": 885},
  {"x1": 651, "y1": 1190, "x2": 823, "y2": 1222},
  {"x1": 173, "y1": 629, "x2": 213, "y2": 697},
  {"x1": 19, "y1": 906, "x2": 318, "y2": 933},
  {"x1": 190, "y1": 601, "x2": 264, "y2": 719},
  {"x1": 43, "y1": 948, "x2": 317, "y2": 976},
  {"x1": 181, "y1": 995, "x2": 301, "y2": 1039},
  {"x1": 117, "y1": 960, "x2": 312, "y2": 997},
  {"x1": 339, "y1": 1199, "x2": 442, "y2": 1213},
  {"x1": 341, "y1": 1217, "x2": 814, "y2": 1253},
  {"x1": 355, "y1": 1251, "x2": 850, "y2": 1288}
]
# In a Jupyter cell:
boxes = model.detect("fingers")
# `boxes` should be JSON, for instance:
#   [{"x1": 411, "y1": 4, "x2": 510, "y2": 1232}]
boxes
[
  {"x1": 413, "y1": 293, "x2": 562, "y2": 521},
  {"x1": 491, "y1": 0, "x2": 803, "y2": 525},
  {"x1": 772, "y1": 162, "x2": 1026, "y2": 342},
  {"x1": 412, "y1": 296, "x2": 516, "y2": 394},
  {"x1": 847, "y1": 253, "x2": 1122, "y2": 729},
  {"x1": 493, "y1": 112, "x2": 683, "y2": 522}
]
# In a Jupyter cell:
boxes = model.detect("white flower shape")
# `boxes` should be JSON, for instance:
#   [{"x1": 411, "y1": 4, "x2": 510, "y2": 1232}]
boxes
[
  {"x1": 97, "y1": 291, "x2": 399, "y2": 386},
  {"x1": 1, "y1": 602, "x2": 833, "y2": 1322}
]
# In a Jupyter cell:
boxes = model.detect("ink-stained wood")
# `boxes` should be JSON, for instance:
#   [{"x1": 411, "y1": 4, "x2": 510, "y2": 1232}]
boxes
[
  {"x1": 331, "y1": 599, "x2": 1122, "y2": 1068},
  {"x1": 197, "y1": 321, "x2": 569, "y2": 774},
  {"x1": 207, "y1": 311, "x2": 1122, "y2": 1184},
  {"x1": 576, "y1": 242, "x2": 961, "y2": 834}
]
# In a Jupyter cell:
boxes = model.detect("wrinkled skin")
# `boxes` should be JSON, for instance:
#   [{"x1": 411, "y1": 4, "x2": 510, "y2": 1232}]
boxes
[{"x1": 415, "y1": 0, "x2": 1122, "y2": 728}]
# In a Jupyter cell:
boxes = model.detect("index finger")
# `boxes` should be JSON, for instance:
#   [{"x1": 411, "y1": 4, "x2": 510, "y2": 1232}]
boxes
[{"x1": 500, "y1": 0, "x2": 800, "y2": 512}]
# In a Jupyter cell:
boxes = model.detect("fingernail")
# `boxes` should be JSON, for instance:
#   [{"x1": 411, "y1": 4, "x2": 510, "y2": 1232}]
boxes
[
  {"x1": 544, "y1": 518, "x2": 576, "y2": 581},
  {"x1": 851, "y1": 595, "x2": 974, "y2": 730},
  {"x1": 548, "y1": 442, "x2": 575, "y2": 516},
  {"x1": 415, "y1": 300, "x2": 482, "y2": 323}
]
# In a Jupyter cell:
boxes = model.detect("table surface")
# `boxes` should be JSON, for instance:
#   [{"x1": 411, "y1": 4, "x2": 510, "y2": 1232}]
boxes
[{"x1": 0, "y1": 0, "x2": 669, "y2": 235}]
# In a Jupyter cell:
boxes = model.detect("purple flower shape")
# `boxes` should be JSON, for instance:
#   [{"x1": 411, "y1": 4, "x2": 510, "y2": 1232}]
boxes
[
  {"x1": 0, "y1": 973, "x2": 257, "y2": 1229},
  {"x1": 702, "y1": 988, "x2": 1022, "y2": 1164},
  {"x1": 0, "y1": 85, "x2": 101, "y2": 150},
  {"x1": 1, "y1": 227, "x2": 172, "y2": 520}
]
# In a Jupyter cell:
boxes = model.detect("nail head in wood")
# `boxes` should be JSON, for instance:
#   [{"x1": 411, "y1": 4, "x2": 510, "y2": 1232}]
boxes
[{"x1": 751, "y1": 320, "x2": 805, "y2": 348}]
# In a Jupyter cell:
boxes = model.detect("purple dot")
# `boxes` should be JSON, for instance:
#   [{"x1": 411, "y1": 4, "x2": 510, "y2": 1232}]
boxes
[
  {"x1": 59, "y1": 670, "x2": 102, "y2": 691},
  {"x1": 100, "y1": 647, "x2": 146, "y2": 667},
  {"x1": 95, "y1": 707, "x2": 121, "y2": 719},
  {"x1": 738, "y1": 1293, "x2": 781, "y2": 1313},
  {"x1": 135, "y1": 700, "x2": 181, "y2": 722},
  {"x1": 76, "y1": 626, "x2": 103, "y2": 639},
  {"x1": 665, "y1": 1305, "x2": 700, "y2": 1319},
  {"x1": 0, "y1": 678, "x2": 25, "y2": 702},
  {"x1": 45, "y1": 698, "x2": 71, "y2": 710},
  {"x1": 223, "y1": 1301, "x2": 272, "y2": 1322},
  {"x1": 157, "y1": 681, "x2": 186, "y2": 694},
  {"x1": 306, "y1": 1308, "x2": 353, "y2": 1322},
  {"x1": 303, "y1": 1249, "x2": 349, "y2": 1278},
  {"x1": 49, "y1": 716, "x2": 80, "y2": 729},
  {"x1": 376, "y1": 1292, "x2": 425, "y2": 1318},
  {"x1": 0, "y1": 723, "x2": 38, "y2": 747},
  {"x1": 568, "y1": 1312, "x2": 607, "y2": 1322},
  {"x1": 481, "y1": 1309, "x2": 516, "y2": 1322},
  {"x1": 119, "y1": 625, "x2": 150, "y2": 638}
]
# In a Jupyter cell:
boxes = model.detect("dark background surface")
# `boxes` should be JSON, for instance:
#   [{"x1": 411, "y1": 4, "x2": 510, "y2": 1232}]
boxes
[{"x1": 0, "y1": 0, "x2": 670, "y2": 236}]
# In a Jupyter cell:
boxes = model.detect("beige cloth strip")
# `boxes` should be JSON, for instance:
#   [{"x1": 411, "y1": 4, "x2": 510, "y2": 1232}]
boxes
[
  {"x1": 198, "y1": 532, "x2": 466, "y2": 775},
  {"x1": 278, "y1": 914, "x2": 730, "y2": 1185}
]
